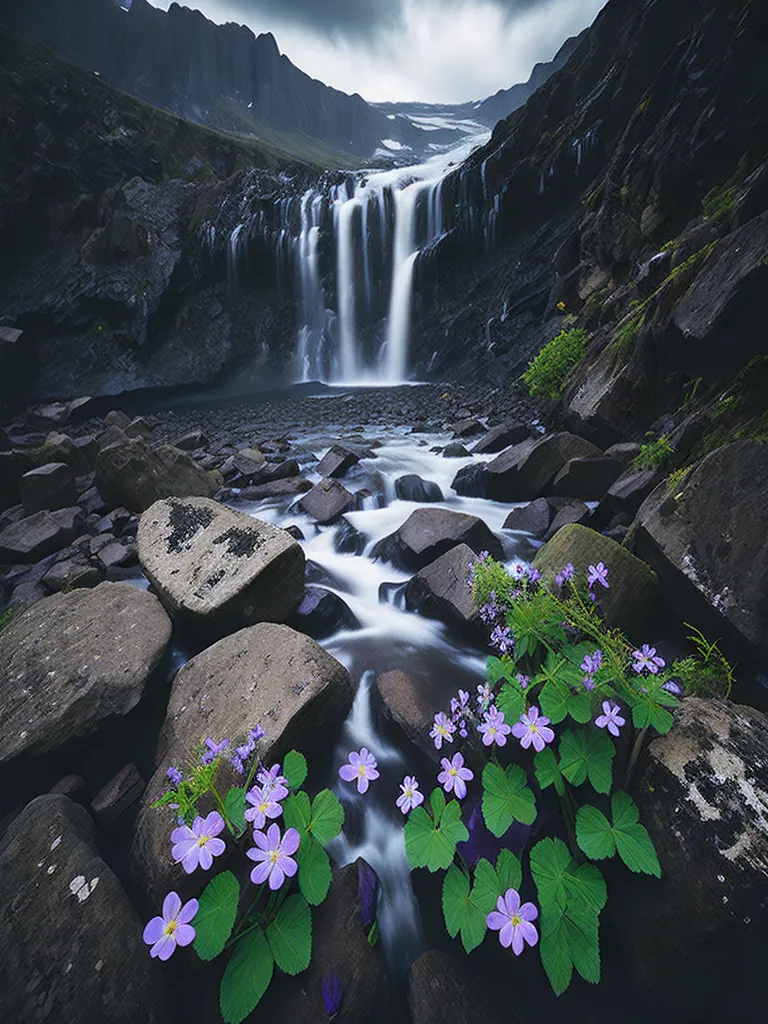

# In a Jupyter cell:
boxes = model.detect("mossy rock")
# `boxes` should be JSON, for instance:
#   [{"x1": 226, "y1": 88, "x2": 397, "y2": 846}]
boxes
[{"x1": 534, "y1": 523, "x2": 657, "y2": 633}]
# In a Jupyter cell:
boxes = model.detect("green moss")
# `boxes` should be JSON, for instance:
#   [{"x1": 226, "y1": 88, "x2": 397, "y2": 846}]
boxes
[
  {"x1": 671, "y1": 626, "x2": 734, "y2": 699},
  {"x1": 633, "y1": 434, "x2": 675, "y2": 471},
  {"x1": 660, "y1": 239, "x2": 680, "y2": 253},
  {"x1": 667, "y1": 466, "x2": 691, "y2": 495},
  {"x1": 611, "y1": 310, "x2": 647, "y2": 364},
  {"x1": 0, "y1": 607, "x2": 14, "y2": 632},
  {"x1": 688, "y1": 356, "x2": 768, "y2": 462},
  {"x1": 702, "y1": 185, "x2": 737, "y2": 222},
  {"x1": 666, "y1": 241, "x2": 718, "y2": 284},
  {"x1": 521, "y1": 327, "x2": 589, "y2": 400}
]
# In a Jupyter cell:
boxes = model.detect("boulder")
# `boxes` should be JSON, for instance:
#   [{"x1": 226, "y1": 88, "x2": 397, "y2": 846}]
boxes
[
  {"x1": 95, "y1": 439, "x2": 221, "y2": 512},
  {"x1": 604, "y1": 442, "x2": 643, "y2": 468},
  {"x1": 137, "y1": 497, "x2": 305, "y2": 631},
  {"x1": 124, "y1": 417, "x2": 154, "y2": 440},
  {"x1": 534, "y1": 523, "x2": 657, "y2": 633},
  {"x1": 132, "y1": 623, "x2": 353, "y2": 900},
  {"x1": 551, "y1": 455, "x2": 622, "y2": 500},
  {"x1": 471, "y1": 422, "x2": 529, "y2": 454},
  {"x1": 238, "y1": 476, "x2": 312, "y2": 501},
  {"x1": 632, "y1": 441, "x2": 768, "y2": 651},
  {"x1": 449, "y1": 418, "x2": 485, "y2": 438},
  {"x1": 20, "y1": 462, "x2": 78, "y2": 513},
  {"x1": 600, "y1": 468, "x2": 660, "y2": 522},
  {"x1": 300, "y1": 478, "x2": 354, "y2": 524},
  {"x1": 173, "y1": 429, "x2": 208, "y2": 451},
  {"x1": 442, "y1": 442, "x2": 471, "y2": 458},
  {"x1": 42, "y1": 558, "x2": 103, "y2": 593},
  {"x1": 288, "y1": 586, "x2": 360, "y2": 640},
  {"x1": 451, "y1": 462, "x2": 489, "y2": 497},
  {"x1": 104, "y1": 409, "x2": 131, "y2": 430},
  {"x1": 0, "y1": 449, "x2": 34, "y2": 511},
  {"x1": 95, "y1": 540, "x2": 138, "y2": 571},
  {"x1": 335, "y1": 518, "x2": 366, "y2": 555},
  {"x1": 96, "y1": 424, "x2": 130, "y2": 451},
  {"x1": 316, "y1": 444, "x2": 361, "y2": 478},
  {"x1": 91, "y1": 763, "x2": 145, "y2": 826},
  {"x1": 543, "y1": 498, "x2": 591, "y2": 541},
  {"x1": 0, "y1": 509, "x2": 80, "y2": 563},
  {"x1": 0, "y1": 795, "x2": 167, "y2": 1024},
  {"x1": 486, "y1": 433, "x2": 603, "y2": 501},
  {"x1": 376, "y1": 670, "x2": 437, "y2": 761},
  {"x1": 38, "y1": 432, "x2": 95, "y2": 476},
  {"x1": 405, "y1": 543, "x2": 483, "y2": 638},
  {"x1": 232, "y1": 447, "x2": 266, "y2": 477},
  {"x1": 371, "y1": 508, "x2": 503, "y2": 572},
  {"x1": 502, "y1": 498, "x2": 551, "y2": 538},
  {"x1": 394, "y1": 475, "x2": 443, "y2": 503},
  {"x1": 409, "y1": 950, "x2": 508, "y2": 1024},
  {"x1": 0, "y1": 583, "x2": 172, "y2": 766}
]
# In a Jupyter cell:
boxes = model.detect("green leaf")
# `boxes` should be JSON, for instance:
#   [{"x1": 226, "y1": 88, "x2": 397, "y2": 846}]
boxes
[
  {"x1": 562, "y1": 862, "x2": 607, "y2": 917},
  {"x1": 404, "y1": 801, "x2": 468, "y2": 873},
  {"x1": 193, "y1": 871, "x2": 240, "y2": 961},
  {"x1": 565, "y1": 908, "x2": 601, "y2": 984},
  {"x1": 220, "y1": 927, "x2": 273, "y2": 1024},
  {"x1": 282, "y1": 791, "x2": 311, "y2": 834},
  {"x1": 471, "y1": 858, "x2": 501, "y2": 911},
  {"x1": 224, "y1": 787, "x2": 247, "y2": 837},
  {"x1": 541, "y1": 907, "x2": 601, "y2": 990},
  {"x1": 266, "y1": 894, "x2": 312, "y2": 976},
  {"x1": 439, "y1": 799, "x2": 470, "y2": 847},
  {"x1": 497, "y1": 681, "x2": 525, "y2": 725},
  {"x1": 487, "y1": 655, "x2": 512, "y2": 685},
  {"x1": 529, "y1": 837, "x2": 572, "y2": 912},
  {"x1": 539, "y1": 911, "x2": 574, "y2": 995},
  {"x1": 575, "y1": 805, "x2": 616, "y2": 861},
  {"x1": 442, "y1": 862, "x2": 496, "y2": 953},
  {"x1": 481, "y1": 762, "x2": 536, "y2": 838},
  {"x1": 308, "y1": 790, "x2": 344, "y2": 846},
  {"x1": 558, "y1": 728, "x2": 615, "y2": 794},
  {"x1": 534, "y1": 747, "x2": 565, "y2": 797},
  {"x1": 611, "y1": 791, "x2": 661, "y2": 877},
  {"x1": 566, "y1": 689, "x2": 594, "y2": 724},
  {"x1": 538, "y1": 681, "x2": 570, "y2": 724},
  {"x1": 282, "y1": 750, "x2": 308, "y2": 790},
  {"x1": 296, "y1": 834, "x2": 332, "y2": 906},
  {"x1": 430, "y1": 786, "x2": 446, "y2": 822},
  {"x1": 495, "y1": 849, "x2": 522, "y2": 894}
]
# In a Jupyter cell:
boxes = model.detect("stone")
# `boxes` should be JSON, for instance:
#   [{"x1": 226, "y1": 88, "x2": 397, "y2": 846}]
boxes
[
  {"x1": 335, "y1": 518, "x2": 366, "y2": 555},
  {"x1": 96, "y1": 424, "x2": 130, "y2": 450},
  {"x1": 449, "y1": 417, "x2": 485, "y2": 438},
  {"x1": 316, "y1": 444, "x2": 361, "y2": 478},
  {"x1": 471, "y1": 422, "x2": 529, "y2": 454},
  {"x1": 551, "y1": 455, "x2": 622, "y2": 500},
  {"x1": 376, "y1": 670, "x2": 437, "y2": 761},
  {"x1": 173, "y1": 429, "x2": 208, "y2": 451},
  {"x1": 604, "y1": 441, "x2": 643, "y2": 468},
  {"x1": 486, "y1": 433, "x2": 603, "y2": 501},
  {"x1": 285, "y1": 525, "x2": 305, "y2": 541},
  {"x1": 132, "y1": 623, "x2": 353, "y2": 900},
  {"x1": 543, "y1": 498, "x2": 591, "y2": 541},
  {"x1": 42, "y1": 558, "x2": 103, "y2": 592},
  {"x1": 442, "y1": 442, "x2": 471, "y2": 458},
  {"x1": 79, "y1": 485, "x2": 108, "y2": 515},
  {"x1": 534, "y1": 523, "x2": 658, "y2": 633},
  {"x1": 0, "y1": 509, "x2": 80, "y2": 563},
  {"x1": 371, "y1": 507, "x2": 503, "y2": 572},
  {"x1": 409, "y1": 950, "x2": 508, "y2": 1024},
  {"x1": 601, "y1": 468, "x2": 660, "y2": 521},
  {"x1": 104, "y1": 409, "x2": 131, "y2": 430},
  {"x1": 0, "y1": 450, "x2": 34, "y2": 512},
  {"x1": 49, "y1": 774, "x2": 86, "y2": 799},
  {"x1": 288, "y1": 586, "x2": 360, "y2": 640},
  {"x1": 20, "y1": 462, "x2": 78, "y2": 513},
  {"x1": 96, "y1": 506, "x2": 135, "y2": 536},
  {"x1": 96, "y1": 540, "x2": 138, "y2": 571},
  {"x1": 91, "y1": 763, "x2": 145, "y2": 826},
  {"x1": 137, "y1": 497, "x2": 305, "y2": 631},
  {"x1": 8, "y1": 580, "x2": 47, "y2": 612},
  {"x1": 300, "y1": 478, "x2": 354, "y2": 524},
  {"x1": 405, "y1": 543, "x2": 483, "y2": 638},
  {"x1": 394, "y1": 474, "x2": 443, "y2": 503},
  {"x1": 451, "y1": 462, "x2": 489, "y2": 497},
  {"x1": 0, "y1": 795, "x2": 167, "y2": 1024},
  {"x1": 39, "y1": 432, "x2": 94, "y2": 476},
  {"x1": 502, "y1": 498, "x2": 551, "y2": 537},
  {"x1": 95, "y1": 439, "x2": 221, "y2": 512},
  {"x1": 237, "y1": 476, "x2": 312, "y2": 501},
  {"x1": 632, "y1": 441, "x2": 768, "y2": 651},
  {"x1": 124, "y1": 416, "x2": 154, "y2": 439},
  {"x1": 0, "y1": 583, "x2": 172, "y2": 766},
  {"x1": 232, "y1": 447, "x2": 266, "y2": 477}
]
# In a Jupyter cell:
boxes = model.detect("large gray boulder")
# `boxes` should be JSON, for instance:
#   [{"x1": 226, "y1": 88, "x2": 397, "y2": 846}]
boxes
[
  {"x1": 0, "y1": 795, "x2": 167, "y2": 1024},
  {"x1": 95, "y1": 438, "x2": 221, "y2": 512},
  {"x1": 551, "y1": 454, "x2": 622, "y2": 500},
  {"x1": 409, "y1": 950, "x2": 508, "y2": 1024},
  {"x1": 375, "y1": 670, "x2": 437, "y2": 762},
  {"x1": 632, "y1": 441, "x2": 768, "y2": 651},
  {"x1": 0, "y1": 583, "x2": 172, "y2": 766},
  {"x1": 405, "y1": 543, "x2": 483, "y2": 638},
  {"x1": 486, "y1": 432, "x2": 603, "y2": 501},
  {"x1": 132, "y1": 623, "x2": 353, "y2": 900},
  {"x1": 137, "y1": 497, "x2": 305, "y2": 631},
  {"x1": 299, "y1": 478, "x2": 354, "y2": 523},
  {"x1": 20, "y1": 462, "x2": 79, "y2": 513},
  {"x1": 471, "y1": 422, "x2": 529, "y2": 454},
  {"x1": 371, "y1": 507, "x2": 503, "y2": 571},
  {"x1": 0, "y1": 508, "x2": 81, "y2": 563}
]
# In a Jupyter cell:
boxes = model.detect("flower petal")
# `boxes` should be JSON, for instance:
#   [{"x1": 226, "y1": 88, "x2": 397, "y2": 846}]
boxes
[
  {"x1": 519, "y1": 920, "x2": 538, "y2": 948},
  {"x1": 143, "y1": 916, "x2": 165, "y2": 945},
  {"x1": 177, "y1": 899, "x2": 199, "y2": 925},
  {"x1": 486, "y1": 911, "x2": 509, "y2": 932},
  {"x1": 266, "y1": 823, "x2": 281, "y2": 849},
  {"x1": 162, "y1": 891, "x2": 182, "y2": 922},
  {"x1": 175, "y1": 923, "x2": 196, "y2": 947},
  {"x1": 511, "y1": 924, "x2": 524, "y2": 956},
  {"x1": 277, "y1": 855, "x2": 298, "y2": 878},
  {"x1": 339, "y1": 764, "x2": 358, "y2": 783},
  {"x1": 151, "y1": 934, "x2": 176, "y2": 961},
  {"x1": 207, "y1": 838, "x2": 226, "y2": 858},
  {"x1": 250, "y1": 860, "x2": 272, "y2": 885},
  {"x1": 269, "y1": 863, "x2": 285, "y2": 891},
  {"x1": 281, "y1": 827, "x2": 301, "y2": 856}
]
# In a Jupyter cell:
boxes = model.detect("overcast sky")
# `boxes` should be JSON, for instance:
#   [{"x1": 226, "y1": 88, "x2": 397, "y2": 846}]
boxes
[{"x1": 149, "y1": 0, "x2": 607, "y2": 104}]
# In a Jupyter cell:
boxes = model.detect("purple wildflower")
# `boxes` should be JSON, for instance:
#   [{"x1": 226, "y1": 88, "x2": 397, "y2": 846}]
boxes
[
  {"x1": 486, "y1": 889, "x2": 538, "y2": 954},
  {"x1": 430, "y1": 712, "x2": 456, "y2": 750},
  {"x1": 249, "y1": 724, "x2": 266, "y2": 744},
  {"x1": 358, "y1": 861, "x2": 379, "y2": 927},
  {"x1": 438, "y1": 752, "x2": 474, "y2": 800},
  {"x1": 480, "y1": 590, "x2": 501, "y2": 624},
  {"x1": 581, "y1": 649, "x2": 602, "y2": 690},
  {"x1": 554, "y1": 562, "x2": 575, "y2": 587},
  {"x1": 632, "y1": 644, "x2": 666, "y2": 675},
  {"x1": 595, "y1": 700, "x2": 626, "y2": 737},
  {"x1": 256, "y1": 764, "x2": 289, "y2": 798},
  {"x1": 244, "y1": 784, "x2": 284, "y2": 829},
  {"x1": 339, "y1": 748, "x2": 380, "y2": 794},
  {"x1": 166, "y1": 766, "x2": 182, "y2": 787},
  {"x1": 516, "y1": 674, "x2": 530, "y2": 690},
  {"x1": 525, "y1": 566, "x2": 542, "y2": 584},
  {"x1": 587, "y1": 562, "x2": 609, "y2": 590},
  {"x1": 490, "y1": 624, "x2": 514, "y2": 654},
  {"x1": 476, "y1": 682, "x2": 493, "y2": 712},
  {"x1": 477, "y1": 706, "x2": 512, "y2": 747},
  {"x1": 200, "y1": 736, "x2": 229, "y2": 765},
  {"x1": 457, "y1": 718, "x2": 468, "y2": 739},
  {"x1": 511, "y1": 706, "x2": 555, "y2": 752},
  {"x1": 321, "y1": 975, "x2": 344, "y2": 1016},
  {"x1": 247, "y1": 823, "x2": 300, "y2": 890},
  {"x1": 143, "y1": 891, "x2": 198, "y2": 961},
  {"x1": 450, "y1": 689, "x2": 470, "y2": 721},
  {"x1": 396, "y1": 775, "x2": 424, "y2": 815},
  {"x1": 171, "y1": 812, "x2": 226, "y2": 873},
  {"x1": 662, "y1": 679, "x2": 682, "y2": 695}
]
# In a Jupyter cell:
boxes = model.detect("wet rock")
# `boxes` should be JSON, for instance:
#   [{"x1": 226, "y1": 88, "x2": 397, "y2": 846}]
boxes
[
  {"x1": 288, "y1": 585, "x2": 360, "y2": 640},
  {"x1": 449, "y1": 418, "x2": 485, "y2": 438},
  {"x1": 137, "y1": 497, "x2": 305, "y2": 631},
  {"x1": 599, "y1": 468, "x2": 661, "y2": 524},
  {"x1": 0, "y1": 582, "x2": 172, "y2": 766},
  {"x1": 95, "y1": 539, "x2": 138, "y2": 571},
  {"x1": 0, "y1": 795, "x2": 167, "y2": 1024},
  {"x1": 20, "y1": 462, "x2": 78, "y2": 513},
  {"x1": 335, "y1": 518, "x2": 366, "y2": 555},
  {"x1": 551, "y1": 455, "x2": 622, "y2": 500},
  {"x1": 451, "y1": 462, "x2": 489, "y2": 497},
  {"x1": 124, "y1": 416, "x2": 154, "y2": 440},
  {"x1": 300, "y1": 478, "x2": 354, "y2": 524},
  {"x1": 0, "y1": 509, "x2": 80, "y2": 563},
  {"x1": 502, "y1": 498, "x2": 551, "y2": 538},
  {"x1": 442, "y1": 442, "x2": 471, "y2": 458},
  {"x1": 232, "y1": 447, "x2": 265, "y2": 477},
  {"x1": 237, "y1": 476, "x2": 311, "y2": 501},
  {"x1": 42, "y1": 558, "x2": 103, "y2": 592},
  {"x1": 372, "y1": 507, "x2": 503, "y2": 572},
  {"x1": 317, "y1": 444, "x2": 361, "y2": 478},
  {"x1": 534, "y1": 523, "x2": 657, "y2": 633},
  {"x1": 95, "y1": 439, "x2": 221, "y2": 512},
  {"x1": 48, "y1": 774, "x2": 86, "y2": 800},
  {"x1": 376, "y1": 670, "x2": 436, "y2": 760},
  {"x1": 173, "y1": 429, "x2": 208, "y2": 451},
  {"x1": 91, "y1": 763, "x2": 145, "y2": 826},
  {"x1": 471, "y1": 422, "x2": 529, "y2": 454},
  {"x1": 405, "y1": 543, "x2": 483, "y2": 637},
  {"x1": 132, "y1": 623, "x2": 353, "y2": 900},
  {"x1": 285, "y1": 525, "x2": 305, "y2": 540},
  {"x1": 395, "y1": 474, "x2": 443, "y2": 503},
  {"x1": 543, "y1": 498, "x2": 591, "y2": 541},
  {"x1": 409, "y1": 950, "x2": 508, "y2": 1024},
  {"x1": 486, "y1": 433, "x2": 603, "y2": 501},
  {"x1": 104, "y1": 409, "x2": 131, "y2": 430}
]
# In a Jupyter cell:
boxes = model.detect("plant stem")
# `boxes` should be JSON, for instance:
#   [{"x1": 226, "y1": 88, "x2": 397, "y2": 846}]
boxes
[{"x1": 624, "y1": 727, "x2": 648, "y2": 788}]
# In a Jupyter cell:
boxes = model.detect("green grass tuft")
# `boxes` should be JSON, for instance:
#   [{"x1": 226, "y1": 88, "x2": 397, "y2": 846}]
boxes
[{"x1": 521, "y1": 328, "x2": 589, "y2": 400}]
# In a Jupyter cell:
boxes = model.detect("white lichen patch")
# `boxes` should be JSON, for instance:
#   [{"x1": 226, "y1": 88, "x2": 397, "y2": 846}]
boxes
[
  {"x1": 69, "y1": 875, "x2": 100, "y2": 902},
  {"x1": 50, "y1": 835, "x2": 62, "y2": 851}
]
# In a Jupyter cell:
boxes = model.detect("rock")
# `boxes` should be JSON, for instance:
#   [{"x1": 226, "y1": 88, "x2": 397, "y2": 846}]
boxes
[
  {"x1": 371, "y1": 508, "x2": 503, "y2": 572},
  {"x1": 534, "y1": 523, "x2": 657, "y2": 632},
  {"x1": 32, "y1": 402, "x2": 69, "y2": 427},
  {"x1": 248, "y1": 459, "x2": 300, "y2": 486},
  {"x1": 232, "y1": 447, "x2": 265, "y2": 477},
  {"x1": 632, "y1": 441, "x2": 768, "y2": 651},
  {"x1": 0, "y1": 795, "x2": 167, "y2": 1024},
  {"x1": 124, "y1": 416, "x2": 154, "y2": 439},
  {"x1": 288, "y1": 586, "x2": 359, "y2": 640},
  {"x1": 42, "y1": 558, "x2": 103, "y2": 592},
  {"x1": 300, "y1": 478, "x2": 354, "y2": 524},
  {"x1": 96, "y1": 424, "x2": 130, "y2": 450},
  {"x1": 502, "y1": 498, "x2": 551, "y2": 538},
  {"x1": 79, "y1": 485, "x2": 108, "y2": 515},
  {"x1": 8, "y1": 580, "x2": 48, "y2": 612},
  {"x1": 91, "y1": 763, "x2": 145, "y2": 826},
  {"x1": 543, "y1": 498, "x2": 591, "y2": 541},
  {"x1": 20, "y1": 462, "x2": 78, "y2": 513},
  {"x1": 132, "y1": 623, "x2": 353, "y2": 900},
  {"x1": 409, "y1": 950, "x2": 508, "y2": 1024},
  {"x1": 405, "y1": 543, "x2": 482, "y2": 637},
  {"x1": 104, "y1": 409, "x2": 131, "y2": 430},
  {"x1": 451, "y1": 462, "x2": 489, "y2": 497},
  {"x1": 471, "y1": 422, "x2": 529, "y2": 454},
  {"x1": 335, "y1": 518, "x2": 366, "y2": 555},
  {"x1": 48, "y1": 774, "x2": 86, "y2": 799},
  {"x1": 604, "y1": 442, "x2": 643, "y2": 468},
  {"x1": 285, "y1": 525, "x2": 305, "y2": 541},
  {"x1": 486, "y1": 433, "x2": 603, "y2": 501},
  {"x1": 96, "y1": 506, "x2": 135, "y2": 537},
  {"x1": 137, "y1": 497, "x2": 305, "y2": 631},
  {"x1": 442, "y1": 442, "x2": 471, "y2": 458},
  {"x1": 551, "y1": 455, "x2": 622, "y2": 500},
  {"x1": 95, "y1": 439, "x2": 221, "y2": 512},
  {"x1": 449, "y1": 418, "x2": 485, "y2": 438},
  {"x1": 173, "y1": 429, "x2": 208, "y2": 451},
  {"x1": 96, "y1": 540, "x2": 138, "y2": 571},
  {"x1": 38, "y1": 432, "x2": 95, "y2": 476},
  {"x1": 394, "y1": 475, "x2": 443, "y2": 503},
  {"x1": 601, "y1": 468, "x2": 661, "y2": 522},
  {"x1": 0, "y1": 583, "x2": 172, "y2": 766},
  {"x1": 0, "y1": 509, "x2": 80, "y2": 563},
  {"x1": 316, "y1": 444, "x2": 361, "y2": 478},
  {"x1": 376, "y1": 670, "x2": 436, "y2": 761},
  {"x1": 238, "y1": 476, "x2": 312, "y2": 501}
]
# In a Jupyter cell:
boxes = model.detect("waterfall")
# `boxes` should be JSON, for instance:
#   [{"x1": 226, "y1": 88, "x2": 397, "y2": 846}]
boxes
[{"x1": 336, "y1": 195, "x2": 359, "y2": 381}]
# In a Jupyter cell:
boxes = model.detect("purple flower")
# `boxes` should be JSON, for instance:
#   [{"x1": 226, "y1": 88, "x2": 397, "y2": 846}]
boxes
[
  {"x1": 143, "y1": 891, "x2": 198, "y2": 961},
  {"x1": 429, "y1": 712, "x2": 456, "y2": 751},
  {"x1": 581, "y1": 650, "x2": 603, "y2": 676},
  {"x1": 486, "y1": 888, "x2": 538, "y2": 954},
  {"x1": 554, "y1": 562, "x2": 575, "y2": 587},
  {"x1": 595, "y1": 700, "x2": 626, "y2": 737},
  {"x1": 438, "y1": 752, "x2": 474, "y2": 800},
  {"x1": 247, "y1": 823, "x2": 300, "y2": 890},
  {"x1": 490, "y1": 625, "x2": 514, "y2": 654},
  {"x1": 477, "y1": 706, "x2": 512, "y2": 747},
  {"x1": 396, "y1": 775, "x2": 424, "y2": 814},
  {"x1": 662, "y1": 679, "x2": 682, "y2": 695},
  {"x1": 516, "y1": 674, "x2": 530, "y2": 690},
  {"x1": 457, "y1": 718, "x2": 468, "y2": 739},
  {"x1": 200, "y1": 736, "x2": 229, "y2": 765},
  {"x1": 249, "y1": 724, "x2": 266, "y2": 744},
  {"x1": 525, "y1": 566, "x2": 542, "y2": 584},
  {"x1": 339, "y1": 748, "x2": 380, "y2": 794},
  {"x1": 244, "y1": 784, "x2": 284, "y2": 829},
  {"x1": 358, "y1": 861, "x2": 379, "y2": 927},
  {"x1": 171, "y1": 812, "x2": 226, "y2": 873},
  {"x1": 476, "y1": 682, "x2": 492, "y2": 712},
  {"x1": 256, "y1": 764, "x2": 289, "y2": 799},
  {"x1": 587, "y1": 562, "x2": 609, "y2": 590},
  {"x1": 511, "y1": 706, "x2": 555, "y2": 752},
  {"x1": 632, "y1": 644, "x2": 666, "y2": 675},
  {"x1": 450, "y1": 688, "x2": 470, "y2": 721},
  {"x1": 322, "y1": 974, "x2": 344, "y2": 1016},
  {"x1": 166, "y1": 766, "x2": 182, "y2": 787},
  {"x1": 480, "y1": 590, "x2": 501, "y2": 624}
]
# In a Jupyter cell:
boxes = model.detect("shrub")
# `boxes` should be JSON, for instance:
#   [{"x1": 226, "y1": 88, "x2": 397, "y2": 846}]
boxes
[
  {"x1": 633, "y1": 434, "x2": 675, "y2": 471},
  {"x1": 521, "y1": 327, "x2": 588, "y2": 400}
]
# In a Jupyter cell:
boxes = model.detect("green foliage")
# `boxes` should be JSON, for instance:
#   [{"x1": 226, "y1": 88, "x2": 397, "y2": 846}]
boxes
[
  {"x1": 404, "y1": 795, "x2": 469, "y2": 872},
  {"x1": 558, "y1": 728, "x2": 615, "y2": 795},
  {"x1": 284, "y1": 789, "x2": 344, "y2": 847},
  {"x1": 481, "y1": 762, "x2": 537, "y2": 837},
  {"x1": 702, "y1": 184, "x2": 736, "y2": 221},
  {"x1": 193, "y1": 871, "x2": 240, "y2": 961},
  {"x1": 295, "y1": 834, "x2": 332, "y2": 907},
  {"x1": 666, "y1": 241, "x2": 718, "y2": 285},
  {"x1": 632, "y1": 434, "x2": 675, "y2": 471},
  {"x1": 220, "y1": 927, "x2": 273, "y2": 1024},
  {"x1": 266, "y1": 894, "x2": 312, "y2": 975},
  {"x1": 667, "y1": 466, "x2": 691, "y2": 495},
  {"x1": 612, "y1": 310, "x2": 646, "y2": 361},
  {"x1": 442, "y1": 863, "x2": 495, "y2": 953},
  {"x1": 0, "y1": 607, "x2": 13, "y2": 632},
  {"x1": 576, "y1": 792, "x2": 661, "y2": 876},
  {"x1": 283, "y1": 750, "x2": 308, "y2": 790},
  {"x1": 671, "y1": 625, "x2": 734, "y2": 699},
  {"x1": 534, "y1": 747, "x2": 565, "y2": 796},
  {"x1": 224, "y1": 787, "x2": 247, "y2": 837},
  {"x1": 521, "y1": 327, "x2": 589, "y2": 400}
]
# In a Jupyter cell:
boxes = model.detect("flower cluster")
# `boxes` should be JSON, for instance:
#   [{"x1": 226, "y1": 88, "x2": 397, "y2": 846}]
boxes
[
  {"x1": 231, "y1": 724, "x2": 266, "y2": 774},
  {"x1": 580, "y1": 649, "x2": 602, "y2": 691}
]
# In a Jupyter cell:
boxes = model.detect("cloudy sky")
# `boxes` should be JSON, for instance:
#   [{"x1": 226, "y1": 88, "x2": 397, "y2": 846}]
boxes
[{"x1": 150, "y1": 0, "x2": 607, "y2": 103}]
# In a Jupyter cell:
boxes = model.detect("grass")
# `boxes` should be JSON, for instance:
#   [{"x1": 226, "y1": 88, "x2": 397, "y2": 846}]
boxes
[
  {"x1": 633, "y1": 435, "x2": 675, "y2": 471},
  {"x1": 521, "y1": 327, "x2": 588, "y2": 400},
  {"x1": 702, "y1": 185, "x2": 737, "y2": 222}
]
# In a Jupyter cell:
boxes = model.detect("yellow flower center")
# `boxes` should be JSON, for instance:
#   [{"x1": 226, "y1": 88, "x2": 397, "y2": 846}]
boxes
[
  {"x1": 269, "y1": 849, "x2": 280, "y2": 864},
  {"x1": 405, "y1": 786, "x2": 414, "y2": 797},
  {"x1": 530, "y1": 723, "x2": 538, "y2": 733},
  {"x1": 449, "y1": 768, "x2": 458, "y2": 777},
  {"x1": 357, "y1": 764, "x2": 367, "y2": 776},
  {"x1": 163, "y1": 919, "x2": 178, "y2": 937},
  {"x1": 511, "y1": 913, "x2": 523, "y2": 927},
  {"x1": 438, "y1": 724, "x2": 448, "y2": 735},
  {"x1": 259, "y1": 802, "x2": 269, "y2": 813},
  {"x1": 196, "y1": 834, "x2": 210, "y2": 847}
]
